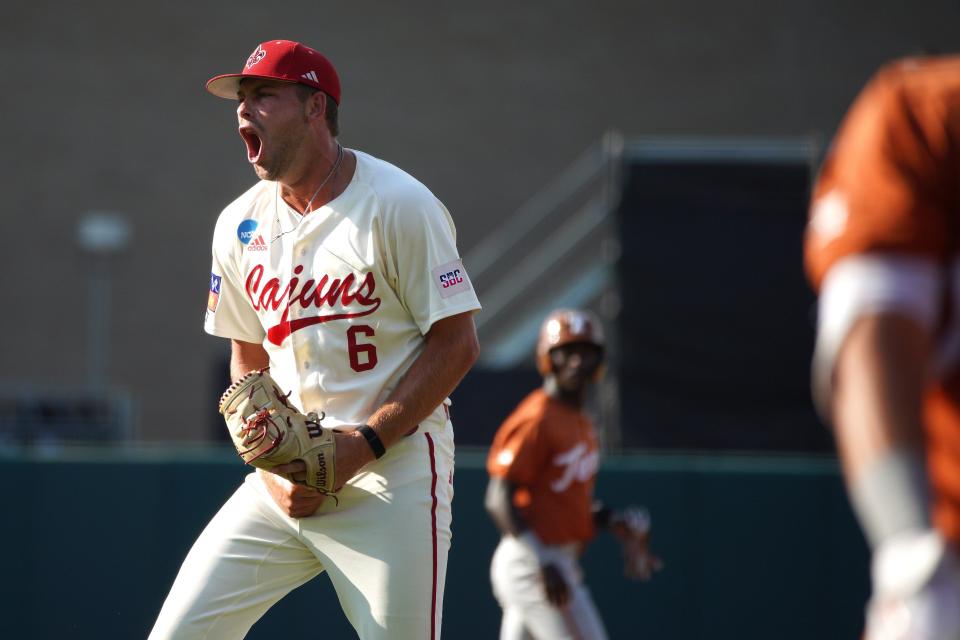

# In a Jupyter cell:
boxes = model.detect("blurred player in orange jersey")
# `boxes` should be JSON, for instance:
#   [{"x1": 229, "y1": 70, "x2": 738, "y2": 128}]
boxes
[
  {"x1": 484, "y1": 308, "x2": 660, "y2": 640},
  {"x1": 806, "y1": 56, "x2": 960, "y2": 639}
]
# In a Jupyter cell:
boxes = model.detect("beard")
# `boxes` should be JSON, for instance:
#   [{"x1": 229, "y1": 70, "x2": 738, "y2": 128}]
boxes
[{"x1": 252, "y1": 116, "x2": 309, "y2": 181}]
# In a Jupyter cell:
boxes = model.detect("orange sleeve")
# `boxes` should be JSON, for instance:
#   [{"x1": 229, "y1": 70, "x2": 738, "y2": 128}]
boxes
[
  {"x1": 806, "y1": 58, "x2": 960, "y2": 290},
  {"x1": 487, "y1": 405, "x2": 550, "y2": 486}
]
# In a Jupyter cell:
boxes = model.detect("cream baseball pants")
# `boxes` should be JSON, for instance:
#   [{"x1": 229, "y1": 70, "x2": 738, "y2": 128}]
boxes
[{"x1": 149, "y1": 427, "x2": 454, "y2": 640}]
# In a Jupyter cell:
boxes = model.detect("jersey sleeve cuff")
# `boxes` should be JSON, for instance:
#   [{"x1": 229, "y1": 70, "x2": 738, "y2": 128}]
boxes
[
  {"x1": 418, "y1": 301, "x2": 482, "y2": 336},
  {"x1": 203, "y1": 322, "x2": 265, "y2": 344},
  {"x1": 812, "y1": 253, "x2": 941, "y2": 418}
]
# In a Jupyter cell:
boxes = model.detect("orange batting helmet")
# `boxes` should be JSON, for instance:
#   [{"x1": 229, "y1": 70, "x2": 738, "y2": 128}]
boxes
[{"x1": 536, "y1": 308, "x2": 606, "y2": 377}]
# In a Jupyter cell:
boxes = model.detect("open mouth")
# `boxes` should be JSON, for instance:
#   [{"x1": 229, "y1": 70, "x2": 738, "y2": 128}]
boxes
[{"x1": 239, "y1": 126, "x2": 263, "y2": 163}]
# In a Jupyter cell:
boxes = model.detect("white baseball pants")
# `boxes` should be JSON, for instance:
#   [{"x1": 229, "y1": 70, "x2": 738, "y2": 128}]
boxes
[
  {"x1": 490, "y1": 536, "x2": 608, "y2": 640},
  {"x1": 149, "y1": 427, "x2": 454, "y2": 640}
]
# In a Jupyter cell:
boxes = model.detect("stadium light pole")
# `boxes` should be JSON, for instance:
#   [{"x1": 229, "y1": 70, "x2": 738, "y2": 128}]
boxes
[{"x1": 77, "y1": 212, "x2": 131, "y2": 390}]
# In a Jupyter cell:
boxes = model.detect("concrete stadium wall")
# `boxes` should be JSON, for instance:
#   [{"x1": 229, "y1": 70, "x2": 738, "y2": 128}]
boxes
[
  {"x1": 0, "y1": 447, "x2": 868, "y2": 639},
  {"x1": 4, "y1": 1, "x2": 959, "y2": 441}
]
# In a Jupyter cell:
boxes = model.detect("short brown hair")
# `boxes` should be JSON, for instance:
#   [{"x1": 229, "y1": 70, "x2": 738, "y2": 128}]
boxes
[{"x1": 297, "y1": 85, "x2": 339, "y2": 137}]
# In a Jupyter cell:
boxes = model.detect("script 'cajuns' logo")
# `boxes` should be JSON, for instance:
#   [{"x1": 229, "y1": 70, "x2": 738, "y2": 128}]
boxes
[
  {"x1": 245, "y1": 264, "x2": 381, "y2": 346},
  {"x1": 246, "y1": 45, "x2": 267, "y2": 69}
]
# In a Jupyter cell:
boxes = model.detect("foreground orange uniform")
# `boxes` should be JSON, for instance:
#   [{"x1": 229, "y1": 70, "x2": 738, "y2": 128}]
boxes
[
  {"x1": 805, "y1": 56, "x2": 960, "y2": 545},
  {"x1": 487, "y1": 388, "x2": 600, "y2": 546}
]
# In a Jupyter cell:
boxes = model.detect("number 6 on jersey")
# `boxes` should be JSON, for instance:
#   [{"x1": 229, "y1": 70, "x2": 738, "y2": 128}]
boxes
[{"x1": 347, "y1": 325, "x2": 377, "y2": 372}]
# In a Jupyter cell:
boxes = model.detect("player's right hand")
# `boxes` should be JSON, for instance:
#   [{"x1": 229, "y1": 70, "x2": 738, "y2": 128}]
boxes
[
  {"x1": 257, "y1": 468, "x2": 327, "y2": 518},
  {"x1": 540, "y1": 563, "x2": 570, "y2": 607}
]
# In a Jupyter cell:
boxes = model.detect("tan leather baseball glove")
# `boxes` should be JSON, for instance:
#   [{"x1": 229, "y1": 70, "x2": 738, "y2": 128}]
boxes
[{"x1": 219, "y1": 368, "x2": 336, "y2": 495}]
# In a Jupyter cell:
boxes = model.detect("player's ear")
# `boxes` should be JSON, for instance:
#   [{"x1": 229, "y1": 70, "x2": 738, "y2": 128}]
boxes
[{"x1": 305, "y1": 90, "x2": 327, "y2": 123}]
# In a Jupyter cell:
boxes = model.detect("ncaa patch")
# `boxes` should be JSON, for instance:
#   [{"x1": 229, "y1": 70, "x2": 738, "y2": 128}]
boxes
[
  {"x1": 208, "y1": 273, "x2": 222, "y2": 312},
  {"x1": 432, "y1": 259, "x2": 472, "y2": 299},
  {"x1": 237, "y1": 219, "x2": 258, "y2": 245}
]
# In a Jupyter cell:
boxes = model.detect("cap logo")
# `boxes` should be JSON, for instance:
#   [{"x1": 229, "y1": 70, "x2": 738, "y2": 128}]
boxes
[
  {"x1": 302, "y1": 70, "x2": 319, "y2": 83},
  {"x1": 246, "y1": 45, "x2": 267, "y2": 69},
  {"x1": 568, "y1": 314, "x2": 588, "y2": 335}
]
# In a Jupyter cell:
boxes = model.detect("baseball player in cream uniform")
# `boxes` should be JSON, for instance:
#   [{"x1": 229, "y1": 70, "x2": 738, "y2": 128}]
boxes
[{"x1": 149, "y1": 40, "x2": 481, "y2": 640}]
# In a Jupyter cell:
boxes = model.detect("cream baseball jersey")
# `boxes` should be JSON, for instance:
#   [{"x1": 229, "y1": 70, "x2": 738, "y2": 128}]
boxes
[{"x1": 205, "y1": 150, "x2": 481, "y2": 425}]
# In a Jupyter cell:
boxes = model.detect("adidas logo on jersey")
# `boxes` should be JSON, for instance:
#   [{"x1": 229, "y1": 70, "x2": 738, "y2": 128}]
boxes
[{"x1": 246, "y1": 235, "x2": 268, "y2": 252}]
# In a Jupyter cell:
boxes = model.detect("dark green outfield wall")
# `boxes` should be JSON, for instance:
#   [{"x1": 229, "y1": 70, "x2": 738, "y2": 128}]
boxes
[{"x1": 0, "y1": 448, "x2": 868, "y2": 639}]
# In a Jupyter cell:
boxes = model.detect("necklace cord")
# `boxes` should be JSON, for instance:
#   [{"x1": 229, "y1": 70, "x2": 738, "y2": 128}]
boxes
[{"x1": 272, "y1": 143, "x2": 344, "y2": 243}]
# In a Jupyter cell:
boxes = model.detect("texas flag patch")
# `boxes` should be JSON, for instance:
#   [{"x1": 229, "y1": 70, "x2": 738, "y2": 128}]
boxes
[
  {"x1": 208, "y1": 273, "x2": 222, "y2": 312},
  {"x1": 432, "y1": 259, "x2": 472, "y2": 298}
]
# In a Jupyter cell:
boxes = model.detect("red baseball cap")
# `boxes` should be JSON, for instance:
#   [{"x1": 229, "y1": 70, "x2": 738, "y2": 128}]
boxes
[{"x1": 206, "y1": 40, "x2": 341, "y2": 104}]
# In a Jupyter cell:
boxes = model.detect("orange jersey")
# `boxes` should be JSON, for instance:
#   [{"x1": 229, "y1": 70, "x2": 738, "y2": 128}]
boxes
[
  {"x1": 487, "y1": 389, "x2": 600, "y2": 545},
  {"x1": 806, "y1": 56, "x2": 960, "y2": 544}
]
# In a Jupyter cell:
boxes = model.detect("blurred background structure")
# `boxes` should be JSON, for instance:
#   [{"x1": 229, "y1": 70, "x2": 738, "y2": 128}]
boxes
[{"x1": 3, "y1": 1, "x2": 959, "y2": 637}]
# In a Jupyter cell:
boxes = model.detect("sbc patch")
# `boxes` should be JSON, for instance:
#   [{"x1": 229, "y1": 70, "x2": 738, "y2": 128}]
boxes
[
  {"x1": 432, "y1": 259, "x2": 472, "y2": 299},
  {"x1": 208, "y1": 273, "x2": 222, "y2": 312}
]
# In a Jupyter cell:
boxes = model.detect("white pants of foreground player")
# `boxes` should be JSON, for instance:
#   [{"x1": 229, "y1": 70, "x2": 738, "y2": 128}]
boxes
[
  {"x1": 149, "y1": 425, "x2": 454, "y2": 640},
  {"x1": 491, "y1": 535, "x2": 608, "y2": 640}
]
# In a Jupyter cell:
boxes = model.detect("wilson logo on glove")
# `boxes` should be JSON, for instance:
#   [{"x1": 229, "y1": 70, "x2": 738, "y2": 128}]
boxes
[{"x1": 306, "y1": 420, "x2": 326, "y2": 439}]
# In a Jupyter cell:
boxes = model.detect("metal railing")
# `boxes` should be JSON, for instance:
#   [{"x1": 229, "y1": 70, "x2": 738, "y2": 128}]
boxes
[
  {"x1": 464, "y1": 130, "x2": 626, "y2": 448},
  {"x1": 463, "y1": 134, "x2": 820, "y2": 451},
  {"x1": 466, "y1": 130, "x2": 626, "y2": 366}
]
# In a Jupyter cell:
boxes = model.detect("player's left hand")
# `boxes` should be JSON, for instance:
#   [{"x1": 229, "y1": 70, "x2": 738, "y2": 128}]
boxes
[
  {"x1": 274, "y1": 429, "x2": 375, "y2": 492},
  {"x1": 258, "y1": 468, "x2": 326, "y2": 518},
  {"x1": 540, "y1": 563, "x2": 570, "y2": 607}
]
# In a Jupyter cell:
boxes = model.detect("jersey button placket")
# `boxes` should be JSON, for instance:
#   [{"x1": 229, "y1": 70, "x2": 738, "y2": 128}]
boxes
[
  {"x1": 291, "y1": 233, "x2": 318, "y2": 410},
  {"x1": 288, "y1": 237, "x2": 307, "y2": 397}
]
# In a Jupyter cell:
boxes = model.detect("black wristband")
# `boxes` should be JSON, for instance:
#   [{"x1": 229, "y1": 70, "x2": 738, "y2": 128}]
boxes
[
  {"x1": 592, "y1": 503, "x2": 613, "y2": 529},
  {"x1": 358, "y1": 424, "x2": 386, "y2": 459}
]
